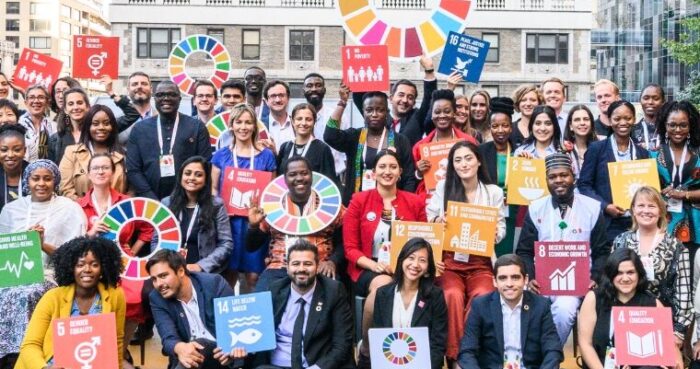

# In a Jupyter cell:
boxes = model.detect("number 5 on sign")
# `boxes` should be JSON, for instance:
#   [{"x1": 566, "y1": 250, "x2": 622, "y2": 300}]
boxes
[{"x1": 390, "y1": 221, "x2": 443, "y2": 276}]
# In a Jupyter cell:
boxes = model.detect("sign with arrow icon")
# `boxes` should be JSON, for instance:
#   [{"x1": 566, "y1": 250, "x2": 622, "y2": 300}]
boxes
[
  {"x1": 73, "y1": 35, "x2": 119, "y2": 79},
  {"x1": 0, "y1": 230, "x2": 43, "y2": 287}
]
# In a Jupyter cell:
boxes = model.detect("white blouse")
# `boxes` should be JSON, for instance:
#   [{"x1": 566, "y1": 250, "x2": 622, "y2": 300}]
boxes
[{"x1": 392, "y1": 287, "x2": 417, "y2": 328}]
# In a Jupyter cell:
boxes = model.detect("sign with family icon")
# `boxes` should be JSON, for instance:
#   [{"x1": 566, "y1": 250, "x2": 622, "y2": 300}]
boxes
[
  {"x1": 0, "y1": 231, "x2": 44, "y2": 288},
  {"x1": 214, "y1": 291, "x2": 275, "y2": 353},
  {"x1": 506, "y1": 157, "x2": 549, "y2": 205},
  {"x1": 437, "y1": 31, "x2": 489, "y2": 83},
  {"x1": 341, "y1": 45, "x2": 389, "y2": 92},
  {"x1": 12, "y1": 48, "x2": 63, "y2": 91}
]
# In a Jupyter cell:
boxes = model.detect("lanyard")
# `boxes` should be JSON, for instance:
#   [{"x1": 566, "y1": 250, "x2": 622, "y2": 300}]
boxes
[
  {"x1": 362, "y1": 128, "x2": 386, "y2": 166},
  {"x1": 641, "y1": 120, "x2": 650, "y2": 149},
  {"x1": 156, "y1": 114, "x2": 180, "y2": 156},
  {"x1": 610, "y1": 136, "x2": 636, "y2": 161},
  {"x1": 288, "y1": 138, "x2": 313, "y2": 159},
  {"x1": 572, "y1": 147, "x2": 582, "y2": 174},
  {"x1": 182, "y1": 205, "x2": 199, "y2": 243},
  {"x1": 26, "y1": 196, "x2": 55, "y2": 230},
  {"x1": 91, "y1": 190, "x2": 112, "y2": 218},
  {"x1": 501, "y1": 143, "x2": 511, "y2": 186},
  {"x1": 669, "y1": 143, "x2": 688, "y2": 187},
  {"x1": 232, "y1": 145, "x2": 255, "y2": 170}
]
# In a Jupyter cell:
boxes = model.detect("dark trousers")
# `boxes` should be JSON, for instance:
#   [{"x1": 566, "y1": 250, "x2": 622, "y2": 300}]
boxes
[{"x1": 171, "y1": 338, "x2": 228, "y2": 369}]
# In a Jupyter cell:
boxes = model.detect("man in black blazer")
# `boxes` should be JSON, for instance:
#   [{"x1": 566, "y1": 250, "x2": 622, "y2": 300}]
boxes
[
  {"x1": 250, "y1": 239, "x2": 355, "y2": 369},
  {"x1": 126, "y1": 80, "x2": 212, "y2": 199},
  {"x1": 457, "y1": 254, "x2": 563, "y2": 369}
]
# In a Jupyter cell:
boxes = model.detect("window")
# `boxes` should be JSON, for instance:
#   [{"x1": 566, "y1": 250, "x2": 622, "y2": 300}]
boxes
[
  {"x1": 60, "y1": 21, "x2": 70, "y2": 35},
  {"x1": 137, "y1": 28, "x2": 181, "y2": 59},
  {"x1": 6, "y1": 2, "x2": 19, "y2": 14},
  {"x1": 482, "y1": 85, "x2": 499, "y2": 97},
  {"x1": 526, "y1": 33, "x2": 568, "y2": 64},
  {"x1": 242, "y1": 29, "x2": 260, "y2": 60},
  {"x1": 5, "y1": 19, "x2": 19, "y2": 31},
  {"x1": 207, "y1": 28, "x2": 224, "y2": 43},
  {"x1": 482, "y1": 33, "x2": 499, "y2": 63},
  {"x1": 30, "y1": 19, "x2": 50, "y2": 32},
  {"x1": 289, "y1": 82, "x2": 304, "y2": 98},
  {"x1": 60, "y1": 5, "x2": 70, "y2": 17},
  {"x1": 29, "y1": 37, "x2": 51, "y2": 49},
  {"x1": 31, "y1": 2, "x2": 50, "y2": 15},
  {"x1": 289, "y1": 30, "x2": 314, "y2": 61},
  {"x1": 5, "y1": 36, "x2": 18, "y2": 48},
  {"x1": 71, "y1": 8, "x2": 80, "y2": 21},
  {"x1": 60, "y1": 38, "x2": 71, "y2": 52}
]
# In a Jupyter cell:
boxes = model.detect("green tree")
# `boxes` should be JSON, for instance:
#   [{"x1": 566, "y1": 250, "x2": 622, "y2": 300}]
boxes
[{"x1": 662, "y1": 4, "x2": 700, "y2": 103}]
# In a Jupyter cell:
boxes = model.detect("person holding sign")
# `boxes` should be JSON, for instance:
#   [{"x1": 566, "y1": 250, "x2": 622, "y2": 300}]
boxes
[
  {"x1": 246, "y1": 156, "x2": 344, "y2": 292},
  {"x1": 426, "y1": 140, "x2": 506, "y2": 362},
  {"x1": 516, "y1": 153, "x2": 610, "y2": 347},
  {"x1": 343, "y1": 149, "x2": 426, "y2": 363},
  {"x1": 147, "y1": 249, "x2": 236, "y2": 369},
  {"x1": 654, "y1": 102, "x2": 700, "y2": 255},
  {"x1": 16, "y1": 237, "x2": 126, "y2": 369},
  {"x1": 579, "y1": 100, "x2": 651, "y2": 243},
  {"x1": 612, "y1": 186, "x2": 692, "y2": 346},
  {"x1": 371, "y1": 238, "x2": 447, "y2": 369},
  {"x1": 510, "y1": 84, "x2": 544, "y2": 149},
  {"x1": 562, "y1": 105, "x2": 598, "y2": 179},
  {"x1": 0, "y1": 125, "x2": 28, "y2": 212},
  {"x1": 19, "y1": 84, "x2": 53, "y2": 162},
  {"x1": 325, "y1": 87, "x2": 416, "y2": 205},
  {"x1": 578, "y1": 248, "x2": 683, "y2": 369},
  {"x1": 457, "y1": 254, "x2": 563, "y2": 369},
  {"x1": 211, "y1": 103, "x2": 276, "y2": 292},
  {"x1": 513, "y1": 105, "x2": 563, "y2": 159},
  {"x1": 276, "y1": 103, "x2": 338, "y2": 183}
]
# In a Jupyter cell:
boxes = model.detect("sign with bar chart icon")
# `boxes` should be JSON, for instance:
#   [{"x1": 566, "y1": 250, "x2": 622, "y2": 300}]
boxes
[
  {"x1": 612, "y1": 306, "x2": 675, "y2": 367},
  {"x1": 336, "y1": 0, "x2": 472, "y2": 60},
  {"x1": 443, "y1": 201, "x2": 498, "y2": 257},
  {"x1": 506, "y1": 157, "x2": 549, "y2": 205},
  {"x1": 534, "y1": 241, "x2": 590, "y2": 296},
  {"x1": 608, "y1": 158, "x2": 660, "y2": 210}
]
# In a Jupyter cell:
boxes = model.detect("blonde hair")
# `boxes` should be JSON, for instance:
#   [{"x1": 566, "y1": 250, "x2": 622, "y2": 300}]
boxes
[
  {"x1": 594, "y1": 79, "x2": 620, "y2": 95},
  {"x1": 512, "y1": 84, "x2": 544, "y2": 113},
  {"x1": 228, "y1": 103, "x2": 261, "y2": 150},
  {"x1": 630, "y1": 186, "x2": 668, "y2": 231}
]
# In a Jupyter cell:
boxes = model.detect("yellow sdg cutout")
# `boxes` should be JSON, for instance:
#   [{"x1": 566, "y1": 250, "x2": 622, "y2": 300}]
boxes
[
  {"x1": 608, "y1": 158, "x2": 660, "y2": 209},
  {"x1": 168, "y1": 34, "x2": 231, "y2": 96},
  {"x1": 337, "y1": 0, "x2": 473, "y2": 60}
]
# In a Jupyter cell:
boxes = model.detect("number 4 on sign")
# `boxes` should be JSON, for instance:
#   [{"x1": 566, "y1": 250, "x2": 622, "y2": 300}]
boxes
[{"x1": 618, "y1": 310, "x2": 625, "y2": 323}]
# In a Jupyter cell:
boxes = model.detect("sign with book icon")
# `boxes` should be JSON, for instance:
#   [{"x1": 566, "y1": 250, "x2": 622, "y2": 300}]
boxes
[
  {"x1": 612, "y1": 306, "x2": 675, "y2": 367},
  {"x1": 443, "y1": 201, "x2": 498, "y2": 257},
  {"x1": 390, "y1": 221, "x2": 443, "y2": 276},
  {"x1": 608, "y1": 159, "x2": 660, "y2": 209},
  {"x1": 220, "y1": 167, "x2": 273, "y2": 216},
  {"x1": 534, "y1": 241, "x2": 590, "y2": 296},
  {"x1": 0, "y1": 231, "x2": 44, "y2": 287},
  {"x1": 506, "y1": 157, "x2": 549, "y2": 205},
  {"x1": 214, "y1": 292, "x2": 276, "y2": 353}
]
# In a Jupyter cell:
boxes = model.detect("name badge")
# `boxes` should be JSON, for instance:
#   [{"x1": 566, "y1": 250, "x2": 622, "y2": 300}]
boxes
[
  {"x1": 603, "y1": 346, "x2": 616, "y2": 369},
  {"x1": 377, "y1": 241, "x2": 391, "y2": 265},
  {"x1": 159, "y1": 154, "x2": 176, "y2": 177},
  {"x1": 361, "y1": 169, "x2": 377, "y2": 191},
  {"x1": 667, "y1": 198, "x2": 683, "y2": 213}
]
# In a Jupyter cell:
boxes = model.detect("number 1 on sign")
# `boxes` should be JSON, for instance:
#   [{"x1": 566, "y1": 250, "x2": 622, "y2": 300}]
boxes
[{"x1": 449, "y1": 205, "x2": 458, "y2": 217}]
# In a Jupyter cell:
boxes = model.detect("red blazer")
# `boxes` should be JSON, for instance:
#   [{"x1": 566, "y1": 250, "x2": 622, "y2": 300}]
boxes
[{"x1": 343, "y1": 189, "x2": 427, "y2": 281}]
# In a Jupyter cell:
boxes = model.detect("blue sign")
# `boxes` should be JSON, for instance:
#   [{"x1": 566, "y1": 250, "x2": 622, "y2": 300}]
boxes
[
  {"x1": 214, "y1": 291, "x2": 276, "y2": 353},
  {"x1": 437, "y1": 32, "x2": 490, "y2": 84}
]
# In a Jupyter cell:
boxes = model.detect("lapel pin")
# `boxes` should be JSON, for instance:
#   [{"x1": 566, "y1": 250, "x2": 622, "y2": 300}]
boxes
[
  {"x1": 367, "y1": 212, "x2": 376, "y2": 221},
  {"x1": 418, "y1": 301, "x2": 425, "y2": 308},
  {"x1": 316, "y1": 305, "x2": 322, "y2": 312},
  {"x1": 523, "y1": 305, "x2": 529, "y2": 311}
]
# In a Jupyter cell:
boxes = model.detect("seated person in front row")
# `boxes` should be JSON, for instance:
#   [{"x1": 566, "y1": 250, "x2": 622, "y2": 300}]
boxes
[
  {"x1": 147, "y1": 249, "x2": 236, "y2": 369},
  {"x1": 457, "y1": 254, "x2": 563, "y2": 369},
  {"x1": 246, "y1": 156, "x2": 345, "y2": 292}
]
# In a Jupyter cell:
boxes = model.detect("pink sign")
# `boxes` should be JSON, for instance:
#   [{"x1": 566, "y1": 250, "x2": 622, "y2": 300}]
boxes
[
  {"x1": 612, "y1": 306, "x2": 675, "y2": 367},
  {"x1": 341, "y1": 45, "x2": 389, "y2": 92},
  {"x1": 53, "y1": 313, "x2": 119, "y2": 369},
  {"x1": 534, "y1": 241, "x2": 590, "y2": 296},
  {"x1": 12, "y1": 48, "x2": 63, "y2": 91},
  {"x1": 220, "y1": 167, "x2": 273, "y2": 216}
]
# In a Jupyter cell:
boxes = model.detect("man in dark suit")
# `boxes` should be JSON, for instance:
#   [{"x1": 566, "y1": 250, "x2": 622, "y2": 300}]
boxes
[
  {"x1": 126, "y1": 80, "x2": 212, "y2": 199},
  {"x1": 457, "y1": 254, "x2": 563, "y2": 369},
  {"x1": 147, "y1": 249, "x2": 235, "y2": 369},
  {"x1": 251, "y1": 239, "x2": 355, "y2": 369}
]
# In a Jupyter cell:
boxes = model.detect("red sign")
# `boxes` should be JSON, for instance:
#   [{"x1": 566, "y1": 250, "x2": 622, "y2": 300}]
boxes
[
  {"x1": 73, "y1": 35, "x2": 119, "y2": 79},
  {"x1": 52, "y1": 312, "x2": 119, "y2": 369},
  {"x1": 221, "y1": 167, "x2": 273, "y2": 216},
  {"x1": 612, "y1": 306, "x2": 675, "y2": 367},
  {"x1": 534, "y1": 241, "x2": 590, "y2": 296},
  {"x1": 341, "y1": 45, "x2": 389, "y2": 92},
  {"x1": 12, "y1": 48, "x2": 63, "y2": 91}
]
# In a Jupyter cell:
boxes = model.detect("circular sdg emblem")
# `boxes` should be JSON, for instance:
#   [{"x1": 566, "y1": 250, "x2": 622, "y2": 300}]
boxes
[
  {"x1": 382, "y1": 331, "x2": 418, "y2": 365},
  {"x1": 168, "y1": 34, "x2": 231, "y2": 95}
]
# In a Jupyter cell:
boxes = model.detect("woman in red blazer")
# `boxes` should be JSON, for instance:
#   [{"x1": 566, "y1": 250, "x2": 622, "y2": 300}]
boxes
[{"x1": 343, "y1": 149, "x2": 427, "y2": 366}]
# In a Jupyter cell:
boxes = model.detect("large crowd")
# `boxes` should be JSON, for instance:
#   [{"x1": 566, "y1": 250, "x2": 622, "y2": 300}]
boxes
[{"x1": 0, "y1": 54, "x2": 697, "y2": 369}]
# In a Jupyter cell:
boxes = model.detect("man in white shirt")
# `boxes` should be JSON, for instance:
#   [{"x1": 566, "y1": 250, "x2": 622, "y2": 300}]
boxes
[
  {"x1": 540, "y1": 77, "x2": 567, "y2": 133},
  {"x1": 262, "y1": 80, "x2": 294, "y2": 153}
]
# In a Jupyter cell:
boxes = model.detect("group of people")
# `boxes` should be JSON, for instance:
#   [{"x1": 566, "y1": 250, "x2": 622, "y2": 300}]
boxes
[{"x1": 0, "y1": 58, "x2": 697, "y2": 369}]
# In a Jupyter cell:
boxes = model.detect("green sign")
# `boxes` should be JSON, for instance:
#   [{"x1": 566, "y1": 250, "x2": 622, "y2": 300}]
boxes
[{"x1": 0, "y1": 231, "x2": 44, "y2": 287}]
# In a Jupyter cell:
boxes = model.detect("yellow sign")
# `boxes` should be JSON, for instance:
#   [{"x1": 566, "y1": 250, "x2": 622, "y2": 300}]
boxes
[
  {"x1": 608, "y1": 158, "x2": 660, "y2": 209},
  {"x1": 506, "y1": 157, "x2": 549, "y2": 205},
  {"x1": 443, "y1": 201, "x2": 498, "y2": 257},
  {"x1": 390, "y1": 221, "x2": 443, "y2": 276}
]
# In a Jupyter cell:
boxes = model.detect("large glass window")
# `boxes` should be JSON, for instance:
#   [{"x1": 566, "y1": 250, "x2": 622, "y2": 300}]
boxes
[
  {"x1": 289, "y1": 30, "x2": 314, "y2": 61},
  {"x1": 242, "y1": 29, "x2": 260, "y2": 60},
  {"x1": 29, "y1": 37, "x2": 51, "y2": 49},
  {"x1": 482, "y1": 33, "x2": 499, "y2": 63},
  {"x1": 526, "y1": 33, "x2": 569, "y2": 64},
  {"x1": 137, "y1": 28, "x2": 181, "y2": 59},
  {"x1": 30, "y1": 19, "x2": 50, "y2": 32}
]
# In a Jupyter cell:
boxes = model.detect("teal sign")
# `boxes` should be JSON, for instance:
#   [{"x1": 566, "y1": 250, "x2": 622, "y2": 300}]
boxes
[{"x1": 0, "y1": 231, "x2": 44, "y2": 287}]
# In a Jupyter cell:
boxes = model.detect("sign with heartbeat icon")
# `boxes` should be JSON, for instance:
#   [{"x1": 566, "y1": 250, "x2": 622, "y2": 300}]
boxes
[{"x1": 0, "y1": 231, "x2": 44, "y2": 287}]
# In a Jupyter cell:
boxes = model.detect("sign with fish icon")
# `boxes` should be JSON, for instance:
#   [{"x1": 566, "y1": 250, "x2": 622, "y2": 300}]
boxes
[{"x1": 214, "y1": 291, "x2": 276, "y2": 353}]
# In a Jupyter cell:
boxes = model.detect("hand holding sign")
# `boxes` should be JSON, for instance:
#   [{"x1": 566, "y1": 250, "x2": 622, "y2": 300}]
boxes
[
  {"x1": 214, "y1": 292, "x2": 276, "y2": 354},
  {"x1": 53, "y1": 313, "x2": 119, "y2": 369},
  {"x1": 438, "y1": 32, "x2": 490, "y2": 83}
]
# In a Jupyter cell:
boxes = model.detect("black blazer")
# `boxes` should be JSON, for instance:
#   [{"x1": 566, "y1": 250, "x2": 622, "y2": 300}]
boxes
[
  {"x1": 373, "y1": 282, "x2": 447, "y2": 369},
  {"x1": 251, "y1": 275, "x2": 356, "y2": 369},
  {"x1": 457, "y1": 291, "x2": 563, "y2": 369},
  {"x1": 478, "y1": 140, "x2": 516, "y2": 186},
  {"x1": 0, "y1": 160, "x2": 28, "y2": 212}
]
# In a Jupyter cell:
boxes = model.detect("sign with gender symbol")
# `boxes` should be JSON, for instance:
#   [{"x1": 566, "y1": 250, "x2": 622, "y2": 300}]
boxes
[
  {"x1": 12, "y1": 48, "x2": 63, "y2": 91},
  {"x1": 53, "y1": 313, "x2": 119, "y2": 369},
  {"x1": 73, "y1": 35, "x2": 119, "y2": 79}
]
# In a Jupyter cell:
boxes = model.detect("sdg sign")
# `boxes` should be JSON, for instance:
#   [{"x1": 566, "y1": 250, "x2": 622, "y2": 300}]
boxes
[
  {"x1": 437, "y1": 31, "x2": 489, "y2": 83},
  {"x1": 73, "y1": 35, "x2": 119, "y2": 79}
]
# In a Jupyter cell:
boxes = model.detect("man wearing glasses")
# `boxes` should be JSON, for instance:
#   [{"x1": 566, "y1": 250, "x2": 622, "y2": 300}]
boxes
[
  {"x1": 262, "y1": 80, "x2": 293, "y2": 153},
  {"x1": 192, "y1": 80, "x2": 218, "y2": 124}
]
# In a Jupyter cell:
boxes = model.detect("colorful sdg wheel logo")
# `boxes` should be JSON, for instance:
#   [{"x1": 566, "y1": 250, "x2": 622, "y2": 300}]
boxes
[
  {"x1": 168, "y1": 34, "x2": 231, "y2": 96},
  {"x1": 337, "y1": 0, "x2": 472, "y2": 60},
  {"x1": 382, "y1": 331, "x2": 418, "y2": 365}
]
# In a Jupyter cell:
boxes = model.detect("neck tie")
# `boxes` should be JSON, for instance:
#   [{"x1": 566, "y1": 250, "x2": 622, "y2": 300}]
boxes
[{"x1": 291, "y1": 297, "x2": 306, "y2": 369}]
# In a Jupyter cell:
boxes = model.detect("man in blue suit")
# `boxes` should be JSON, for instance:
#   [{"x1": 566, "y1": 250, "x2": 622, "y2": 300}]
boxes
[
  {"x1": 457, "y1": 254, "x2": 563, "y2": 369},
  {"x1": 147, "y1": 249, "x2": 234, "y2": 369}
]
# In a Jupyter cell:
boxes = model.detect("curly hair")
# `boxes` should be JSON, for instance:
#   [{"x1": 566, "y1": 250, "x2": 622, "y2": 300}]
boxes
[
  {"x1": 655, "y1": 101, "x2": 700, "y2": 148},
  {"x1": 50, "y1": 237, "x2": 123, "y2": 288},
  {"x1": 595, "y1": 247, "x2": 650, "y2": 307}
]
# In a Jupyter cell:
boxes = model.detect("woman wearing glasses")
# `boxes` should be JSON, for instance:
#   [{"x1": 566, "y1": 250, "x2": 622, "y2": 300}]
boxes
[{"x1": 18, "y1": 85, "x2": 53, "y2": 162}]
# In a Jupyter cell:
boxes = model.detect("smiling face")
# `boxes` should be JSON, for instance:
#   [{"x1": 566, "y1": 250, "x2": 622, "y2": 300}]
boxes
[
  {"x1": 494, "y1": 264, "x2": 527, "y2": 305},
  {"x1": 470, "y1": 95, "x2": 488, "y2": 122},
  {"x1": 266, "y1": 84, "x2": 289, "y2": 114},
  {"x1": 518, "y1": 91, "x2": 539, "y2": 118},
  {"x1": 610, "y1": 105, "x2": 635, "y2": 138},
  {"x1": 292, "y1": 108, "x2": 315, "y2": 138},
  {"x1": 455, "y1": 97, "x2": 469, "y2": 126},
  {"x1": 303, "y1": 76, "x2": 326, "y2": 106},
  {"x1": 452, "y1": 146, "x2": 480, "y2": 181},
  {"x1": 244, "y1": 68, "x2": 266, "y2": 97},
  {"x1": 0, "y1": 75, "x2": 9, "y2": 99},
  {"x1": 29, "y1": 167, "x2": 55, "y2": 202},
  {"x1": 0, "y1": 106, "x2": 17, "y2": 126},
  {"x1": 595, "y1": 83, "x2": 619, "y2": 116},
  {"x1": 64, "y1": 92, "x2": 89, "y2": 123},
  {"x1": 532, "y1": 112, "x2": 554, "y2": 145},
  {"x1": 632, "y1": 193, "x2": 661, "y2": 230},
  {"x1": 373, "y1": 154, "x2": 402, "y2": 188},
  {"x1": 665, "y1": 110, "x2": 690, "y2": 146},
  {"x1": 431, "y1": 99, "x2": 455, "y2": 131},
  {"x1": 154, "y1": 83, "x2": 182, "y2": 115},
  {"x1": 490, "y1": 113, "x2": 512, "y2": 146},
  {"x1": 542, "y1": 81, "x2": 565, "y2": 113},
  {"x1": 390, "y1": 84, "x2": 417, "y2": 116},
  {"x1": 26, "y1": 88, "x2": 48, "y2": 116},
  {"x1": 221, "y1": 87, "x2": 245, "y2": 111},
  {"x1": 149, "y1": 261, "x2": 184, "y2": 300},
  {"x1": 613, "y1": 260, "x2": 639, "y2": 296},
  {"x1": 363, "y1": 96, "x2": 388, "y2": 131},
  {"x1": 640, "y1": 86, "x2": 664, "y2": 120},
  {"x1": 287, "y1": 250, "x2": 318, "y2": 289},
  {"x1": 193, "y1": 84, "x2": 217, "y2": 115},
  {"x1": 87, "y1": 156, "x2": 113, "y2": 187},
  {"x1": 284, "y1": 160, "x2": 312, "y2": 202},
  {"x1": 232, "y1": 111, "x2": 255, "y2": 144},
  {"x1": 401, "y1": 247, "x2": 429, "y2": 284},
  {"x1": 128, "y1": 75, "x2": 152, "y2": 105},
  {"x1": 570, "y1": 109, "x2": 593, "y2": 138},
  {"x1": 74, "y1": 251, "x2": 101, "y2": 290},
  {"x1": 89, "y1": 110, "x2": 113, "y2": 144},
  {"x1": 0, "y1": 135, "x2": 25, "y2": 173},
  {"x1": 546, "y1": 167, "x2": 574, "y2": 197},
  {"x1": 180, "y1": 161, "x2": 206, "y2": 196}
]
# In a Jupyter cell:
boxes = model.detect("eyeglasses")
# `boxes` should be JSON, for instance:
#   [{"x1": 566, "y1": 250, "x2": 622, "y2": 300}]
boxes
[
  {"x1": 154, "y1": 92, "x2": 179, "y2": 99},
  {"x1": 667, "y1": 123, "x2": 689, "y2": 130},
  {"x1": 268, "y1": 93, "x2": 287, "y2": 100},
  {"x1": 89, "y1": 166, "x2": 112, "y2": 173},
  {"x1": 245, "y1": 75, "x2": 264, "y2": 82},
  {"x1": 195, "y1": 94, "x2": 215, "y2": 99},
  {"x1": 27, "y1": 95, "x2": 47, "y2": 102}
]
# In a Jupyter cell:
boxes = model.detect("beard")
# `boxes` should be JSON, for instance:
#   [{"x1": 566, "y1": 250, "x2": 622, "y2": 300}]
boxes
[
  {"x1": 305, "y1": 93, "x2": 324, "y2": 108},
  {"x1": 552, "y1": 183, "x2": 575, "y2": 205},
  {"x1": 291, "y1": 271, "x2": 316, "y2": 289}
]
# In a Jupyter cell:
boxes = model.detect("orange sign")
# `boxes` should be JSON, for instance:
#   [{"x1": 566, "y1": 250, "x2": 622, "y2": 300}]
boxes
[
  {"x1": 221, "y1": 167, "x2": 273, "y2": 216},
  {"x1": 53, "y1": 313, "x2": 119, "y2": 369},
  {"x1": 506, "y1": 157, "x2": 549, "y2": 205},
  {"x1": 443, "y1": 201, "x2": 498, "y2": 257},
  {"x1": 612, "y1": 306, "x2": 675, "y2": 367},
  {"x1": 390, "y1": 221, "x2": 443, "y2": 275},
  {"x1": 608, "y1": 158, "x2": 660, "y2": 210},
  {"x1": 419, "y1": 139, "x2": 463, "y2": 191}
]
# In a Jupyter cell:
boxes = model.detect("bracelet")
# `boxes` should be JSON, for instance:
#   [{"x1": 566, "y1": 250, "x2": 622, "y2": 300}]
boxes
[
  {"x1": 414, "y1": 170, "x2": 423, "y2": 180},
  {"x1": 337, "y1": 100, "x2": 347, "y2": 108},
  {"x1": 424, "y1": 68, "x2": 435, "y2": 73},
  {"x1": 686, "y1": 191, "x2": 691, "y2": 200}
]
